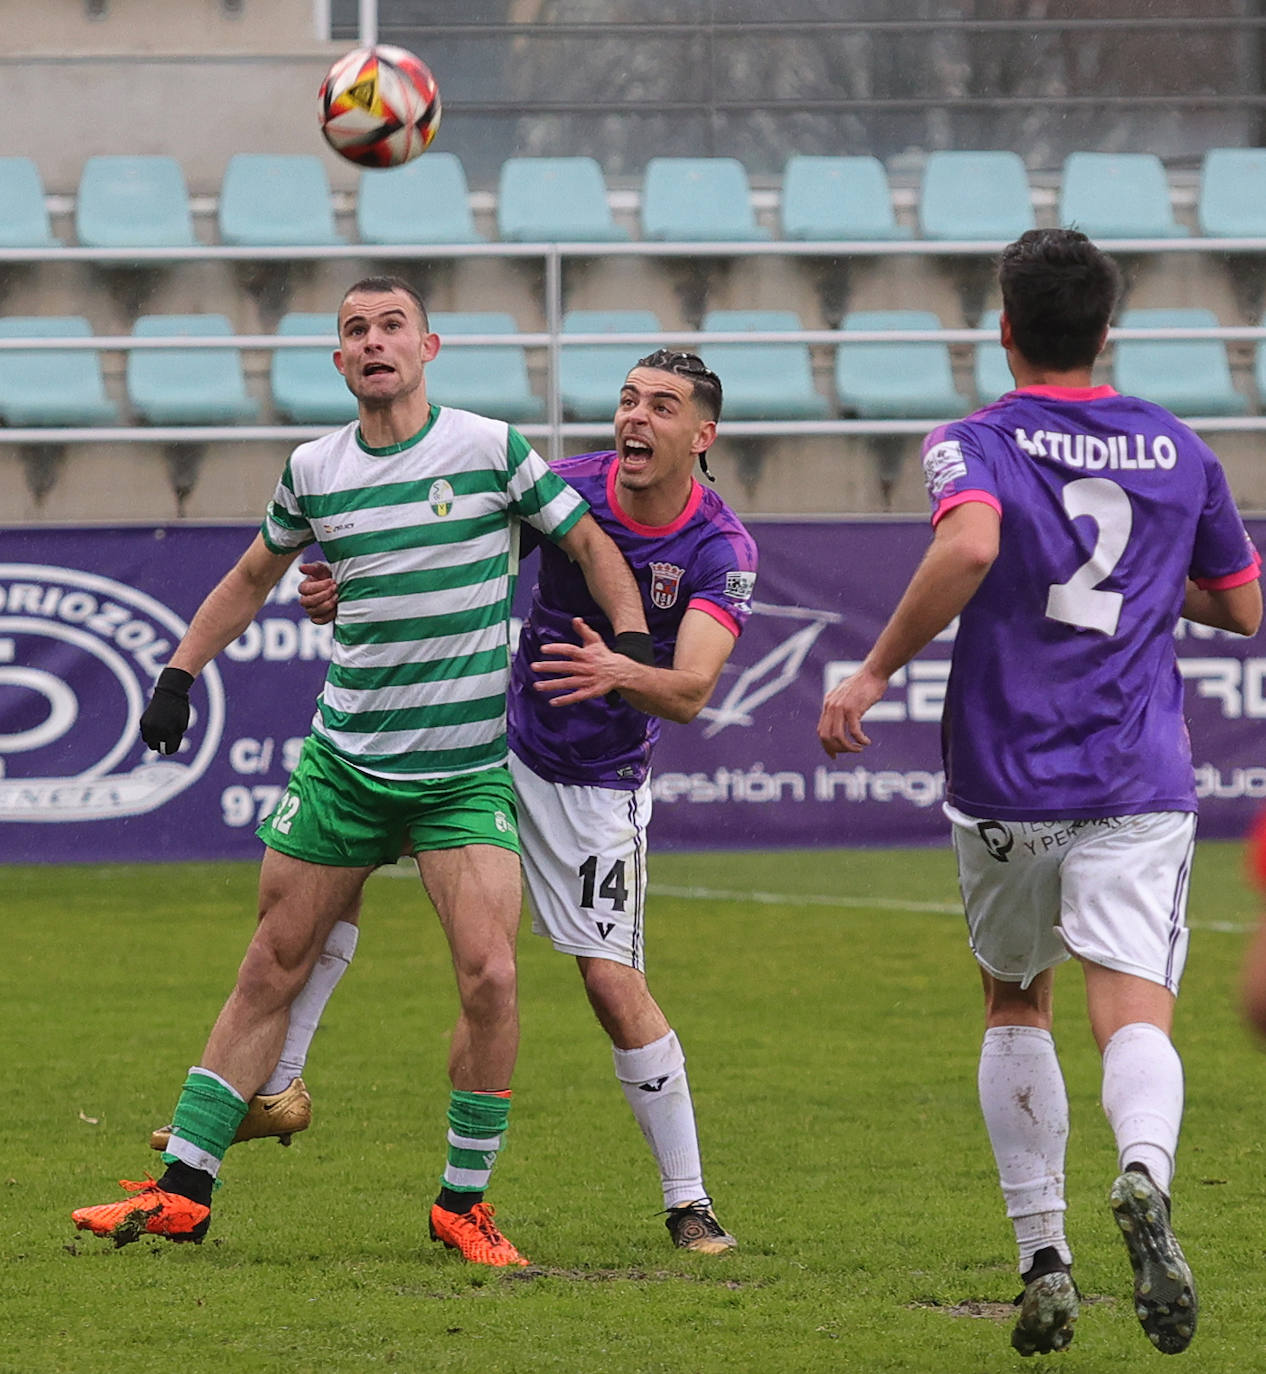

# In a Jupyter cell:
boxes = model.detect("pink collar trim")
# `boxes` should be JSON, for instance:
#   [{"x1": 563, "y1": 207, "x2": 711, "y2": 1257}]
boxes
[
  {"x1": 605, "y1": 460, "x2": 702, "y2": 535},
  {"x1": 1015, "y1": 384, "x2": 1118, "y2": 401}
]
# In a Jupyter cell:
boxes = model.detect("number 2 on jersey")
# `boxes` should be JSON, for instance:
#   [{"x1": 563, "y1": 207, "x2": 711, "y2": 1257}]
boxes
[
  {"x1": 1045, "y1": 477, "x2": 1132, "y2": 636},
  {"x1": 578, "y1": 854, "x2": 629, "y2": 912}
]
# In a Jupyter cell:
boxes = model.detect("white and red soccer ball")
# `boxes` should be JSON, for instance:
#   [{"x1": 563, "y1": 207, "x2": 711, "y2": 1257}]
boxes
[{"x1": 318, "y1": 45, "x2": 442, "y2": 169}]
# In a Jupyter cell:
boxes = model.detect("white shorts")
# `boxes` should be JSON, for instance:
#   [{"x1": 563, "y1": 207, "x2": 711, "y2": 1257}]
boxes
[
  {"x1": 946, "y1": 804, "x2": 1196, "y2": 994},
  {"x1": 509, "y1": 751, "x2": 651, "y2": 969}
]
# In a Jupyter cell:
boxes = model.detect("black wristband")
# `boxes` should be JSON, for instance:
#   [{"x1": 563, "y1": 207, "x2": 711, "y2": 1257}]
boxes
[
  {"x1": 611, "y1": 631, "x2": 654, "y2": 666},
  {"x1": 155, "y1": 666, "x2": 195, "y2": 696}
]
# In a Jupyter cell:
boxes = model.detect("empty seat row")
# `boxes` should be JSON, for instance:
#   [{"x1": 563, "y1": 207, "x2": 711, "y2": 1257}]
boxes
[
  {"x1": 4, "y1": 147, "x2": 1263, "y2": 251},
  {"x1": 0, "y1": 309, "x2": 1253, "y2": 431}
]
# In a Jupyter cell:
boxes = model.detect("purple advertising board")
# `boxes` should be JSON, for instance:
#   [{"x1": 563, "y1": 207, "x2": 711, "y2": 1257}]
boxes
[{"x1": 2, "y1": 520, "x2": 1263, "y2": 863}]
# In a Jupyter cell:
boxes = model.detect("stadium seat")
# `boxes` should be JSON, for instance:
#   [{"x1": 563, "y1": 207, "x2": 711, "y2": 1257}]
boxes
[
  {"x1": 836, "y1": 311, "x2": 969, "y2": 418},
  {"x1": 127, "y1": 315, "x2": 257, "y2": 425},
  {"x1": 0, "y1": 157, "x2": 59, "y2": 247},
  {"x1": 0, "y1": 317, "x2": 118, "y2": 425},
  {"x1": 270, "y1": 313, "x2": 357, "y2": 424},
  {"x1": 781, "y1": 154, "x2": 909, "y2": 240},
  {"x1": 427, "y1": 312, "x2": 544, "y2": 422},
  {"x1": 497, "y1": 157, "x2": 628, "y2": 242},
  {"x1": 974, "y1": 310, "x2": 1015, "y2": 404},
  {"x1": 560, "y1": 310, "x2": 661, "y2": 420},
  {"x1": 1058, "y1": 153, "x2": 1187, "y2": 238},
  {"x1": 75, "y1": 156, "x2": 196, "y2": 249},
  {"x1": 699, "y1": 310, "x2": 830, "y2": 419},
  {"x1": 918, "y1": 151, "x2": 1035, "y2": 240},
  {"x1": 1113, "y1": 308, "x2": 1245, "y2": 415},
  {"x1": 1198, "y1": 148, "x2": 1266, "y2": 237},
  {"x1": 641, "y1": 158, "x2": 770, "y2": 241},
  {"x1": 218, "y1": 155, "x2": 343, "y2": 245},
  {"x1": 356, "y1": 153, "x2": 483, "y2": 244}
]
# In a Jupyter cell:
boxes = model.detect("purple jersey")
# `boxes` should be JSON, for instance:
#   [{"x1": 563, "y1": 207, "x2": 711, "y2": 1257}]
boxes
[
  {"x1": 924, "y1": 384, "x2": 1260, "y2": 821},
  {"x1": 508, "y1": 451, "x2": 758, "y2": 788}
]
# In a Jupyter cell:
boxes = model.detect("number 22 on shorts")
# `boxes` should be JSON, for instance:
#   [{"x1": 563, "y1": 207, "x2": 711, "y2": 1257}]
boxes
[{"x1": 269, "y1": 791, "x2": 302, "y2": 834}]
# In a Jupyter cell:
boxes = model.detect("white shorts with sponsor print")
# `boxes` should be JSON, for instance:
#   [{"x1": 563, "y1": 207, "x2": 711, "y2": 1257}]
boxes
[
  {"x1": 945, "y1": 804, "x2": 1196, "y2": 993},
  {"x1": 510, "y1": 751, "x2": 651, "y2": 969}
]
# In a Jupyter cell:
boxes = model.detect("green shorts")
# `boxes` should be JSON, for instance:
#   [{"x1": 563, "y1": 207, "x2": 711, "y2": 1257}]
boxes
[{"x1": 257, "y1": 733, "x2": 520, "y2": 868}]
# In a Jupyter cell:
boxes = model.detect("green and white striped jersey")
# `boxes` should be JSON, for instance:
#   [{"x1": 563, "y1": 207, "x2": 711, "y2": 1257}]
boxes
[{"x1": 261, "y1": 405, "x2": 588, "y2": 779}]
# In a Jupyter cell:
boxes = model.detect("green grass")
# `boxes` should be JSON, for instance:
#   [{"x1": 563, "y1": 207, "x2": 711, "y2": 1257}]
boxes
[{"x1": 4, "y1": 844, "x2": 1265, "y2": 1373}]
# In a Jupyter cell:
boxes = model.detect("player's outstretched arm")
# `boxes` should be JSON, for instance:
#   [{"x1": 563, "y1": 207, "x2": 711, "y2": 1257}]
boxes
[
  {"x1": 140, "y1": 535, "x2": 301, "y2": 754},
  {"x1": 533, "y1": 608, "x2": 735, "y2": 721},
  {"x1": 818, "y1": 501, "x2": 999, "y2": 757},
  {"x1": 168, "y1": 534, "x2": 302, "y2": 676},
  {"x1": 556, "y1": 513, "x2": 648, "y2": 637}
]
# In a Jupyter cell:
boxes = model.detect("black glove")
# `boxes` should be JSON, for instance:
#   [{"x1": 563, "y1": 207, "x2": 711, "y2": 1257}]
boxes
[
  {"x1": 140, "y1": 667, "x2": 195, "y2": 754},
  {"x1": 607, "y1": 631, "x2": 655, "y2": 704}
]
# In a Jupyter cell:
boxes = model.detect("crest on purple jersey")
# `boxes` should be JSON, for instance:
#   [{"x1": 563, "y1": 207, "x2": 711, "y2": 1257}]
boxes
[{"x1": 649, "y1": 561, "x2": 685, "y2": 609}]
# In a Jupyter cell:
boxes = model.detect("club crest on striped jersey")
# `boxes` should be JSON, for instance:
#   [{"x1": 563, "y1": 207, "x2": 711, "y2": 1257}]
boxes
[
  {"x1": 649, "y1": 561, "x2": 685, "y2": 609},
  {"x1": 429, "y1": 479, "x2": 454, "y2": 517}
]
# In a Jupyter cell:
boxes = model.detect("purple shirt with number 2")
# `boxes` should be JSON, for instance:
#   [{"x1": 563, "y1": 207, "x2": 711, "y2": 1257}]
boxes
[{"x1": 923, "y1": 384, "x2": 1260, "y2": 821}]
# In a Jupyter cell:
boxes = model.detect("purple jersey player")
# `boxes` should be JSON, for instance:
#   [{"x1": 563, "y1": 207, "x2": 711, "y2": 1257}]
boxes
[
  {"x1": 508, "y1": 353, "x2": 756, "y2": 1257},
  {"x1": 509, "y1": 449, "x2": 755, "y2": 790},
  {"x1": 284, "y1": 349, "x2": 757, "y2": 1257},
  {"x1": 819, "y1": 231, "x2": 1260, "y2": 1359}
]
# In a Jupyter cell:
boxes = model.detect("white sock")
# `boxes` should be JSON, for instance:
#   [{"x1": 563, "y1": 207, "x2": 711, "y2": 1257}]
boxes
[
  {"x1": 978, "y1": 1025, "x2": 1072, "y2": 1271},
  {"x1": 613, "y1": 1030, "x2": 705, "y2": 1210},
  {"x1": 1101, "y1": 1021, "x2": 1183, "y2": 1194},
  {"x1": 261, "y1": 920, "x2": 359, "y2": 1096}
]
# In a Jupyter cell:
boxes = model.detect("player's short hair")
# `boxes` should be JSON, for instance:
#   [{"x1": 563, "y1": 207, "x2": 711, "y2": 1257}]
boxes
[
  {"x1": 338, "y1": 276, "x2": 430, "y2": 334},
  {"x1": 635, "y1": 349, "x2": 723, "y2": 422},
  {"x1": 998, "y1": 229, "x2": 1122, "y2": 372}
]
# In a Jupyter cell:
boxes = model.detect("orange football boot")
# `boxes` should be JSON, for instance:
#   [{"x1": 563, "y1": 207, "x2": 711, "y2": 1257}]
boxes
[
  {"x1": 72, "y1": 1177, "x2": 210, "y2": 1246},
  {"x1": 428, "y1": 1201, "x2": 528, "y2": 1267}
]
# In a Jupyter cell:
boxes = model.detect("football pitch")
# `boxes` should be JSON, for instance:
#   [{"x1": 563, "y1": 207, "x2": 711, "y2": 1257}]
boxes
[{"x1": 5, "y1": 842, "x2": 1266, "y2": 1374}]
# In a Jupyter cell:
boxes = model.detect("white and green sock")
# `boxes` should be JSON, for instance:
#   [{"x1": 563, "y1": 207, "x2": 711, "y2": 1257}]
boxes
[
  {"x1": 437, "y1": 1089, "x2": 512, "y2": 1211},
  {"x1": 161, "y1": 1067, "x2": 249, "y2": 1179}
]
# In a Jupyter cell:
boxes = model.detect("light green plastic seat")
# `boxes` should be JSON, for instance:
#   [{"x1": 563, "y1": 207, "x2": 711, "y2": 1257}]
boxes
[
  {"x1": 782, "y1": 155, "x2": 909, "y2": 240},
  {"x1": 498, "y1": 157, "x2": 627, "y2": 242},
  {"x1": 1114, "y1": 308, "x2": 1245, "y2": 415},
  {"x1": 76, "y1": 156, "x2": 196, "y2": 249},
  {"x1": 128, "y1": 315, "x2": 257, "y2": 424},
  {"x1": 1059, "y1": 153, "x2": 1187, "y2": 239},
  {"x1": 700, "y1": 310, "x2": 829, "y2": 419},
  {"x1": 270, "y1": 313, "x2": 356, "y2": 424},
  {"x1": 836, "y1": 311, "x2": 969, "y2": 418},
  {"x1": 0, "y1": 317, "x2": 117, "y2": 425},
  {"x1": 641, "y1": 158, "x2": 770, "y2": 241},
  {"x1": 428, "y1": 312, "x2": 544, "y2": 422},
  {"x1": 560, "y1": 310, "x2": 662, "y2": 420},
  {"x1": 219, "y1": 155, "x2": 343, "y2": 246},
  {"x1": 356, "y1": 153, "x2": 482, "y2": 245},
  {"x1": 919, "y1": 151, "x2": 1035, "y2": 240}
]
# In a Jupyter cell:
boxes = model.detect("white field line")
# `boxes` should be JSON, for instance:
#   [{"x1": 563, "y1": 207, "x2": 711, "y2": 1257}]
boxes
[
  {"x1": 645, "y1": 884, "x2": 1257, "y2": 935},
  {"x1": 373, "y1": 866, "x2": 1256, "y2": 933}
]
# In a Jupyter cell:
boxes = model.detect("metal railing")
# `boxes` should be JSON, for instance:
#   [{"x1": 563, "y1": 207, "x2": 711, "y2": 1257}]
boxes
[{"x1": 4, "y1": 238, "x2": 1266, "y2": 456}]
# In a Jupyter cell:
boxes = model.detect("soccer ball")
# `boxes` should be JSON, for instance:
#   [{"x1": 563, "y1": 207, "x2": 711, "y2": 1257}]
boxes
[{"x1": 318, "y1": 45, "x2": 442, "y2": 169}]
